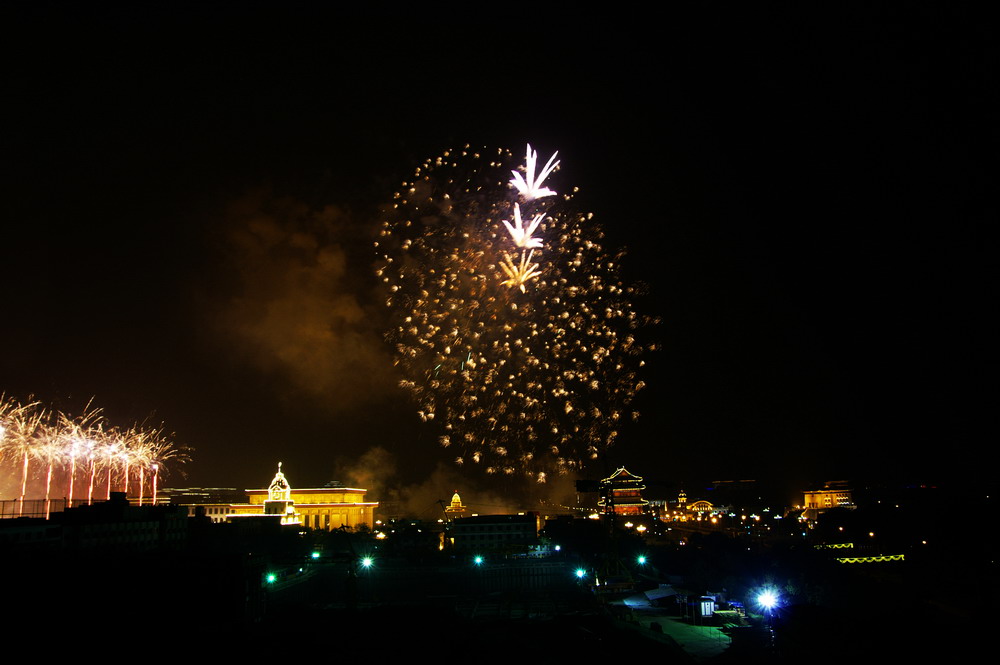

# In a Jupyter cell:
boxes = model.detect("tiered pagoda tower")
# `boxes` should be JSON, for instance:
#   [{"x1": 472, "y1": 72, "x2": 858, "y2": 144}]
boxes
[{"x1": 598, "y1": 467, "x2": 649, "y2": 516}]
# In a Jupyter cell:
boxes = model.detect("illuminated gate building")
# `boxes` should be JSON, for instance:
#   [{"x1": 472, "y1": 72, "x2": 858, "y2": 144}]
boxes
[{"x1": 598, "y1": 467, "x2": 649, "y2": 516}]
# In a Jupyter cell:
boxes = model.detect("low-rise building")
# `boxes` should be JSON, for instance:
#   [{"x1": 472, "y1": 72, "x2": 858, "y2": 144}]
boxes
[
  {"x1": 450, "y1": 513, "x2": 539, "y2": 553},
  {"x1": 803, "y1": 481, "x2": 854, "y2": 520}
]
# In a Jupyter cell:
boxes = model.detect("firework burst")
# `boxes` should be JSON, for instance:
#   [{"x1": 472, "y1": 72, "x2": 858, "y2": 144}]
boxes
[{"x1": 375, "y1": 145, "x2": 654, "y2": 481}]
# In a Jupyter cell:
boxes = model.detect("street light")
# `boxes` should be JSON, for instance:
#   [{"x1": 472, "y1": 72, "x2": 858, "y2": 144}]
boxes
[
  {"x1": 757, "y1": 589, "x2": 778, "y2": 611},
  {"x1": 756, "y1": 587, "x2": 780, "y2": 649}
]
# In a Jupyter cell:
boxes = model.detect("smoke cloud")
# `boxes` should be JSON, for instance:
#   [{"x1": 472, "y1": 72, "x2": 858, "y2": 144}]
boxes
[
  {"x1": 333, "y1": 446, "x2": 581, "y2": 520},
  {"x1": 210, "y1": 190, "x2": 395, "y2": 411},
  {"x1": 333, "y1": 445, "x2": 398, "y2": 498}
]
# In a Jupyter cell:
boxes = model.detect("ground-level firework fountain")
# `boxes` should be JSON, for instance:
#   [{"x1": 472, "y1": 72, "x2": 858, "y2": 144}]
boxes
[{"x1": 0, "y1": 395, "x2": 188, "y2": 517}]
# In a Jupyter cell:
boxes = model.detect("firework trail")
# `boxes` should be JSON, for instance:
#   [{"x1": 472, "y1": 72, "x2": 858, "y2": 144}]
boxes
[
  {"x1": 134, "y1": 427, "x2": 188, "y2": 505},
  {"x1": 376, "y1": 145, "x2": 654, "y2": 482},
  {"x1": 55, "y1": 404, "x2": 104, "y2": 508},
  {"x1": 1, "y1": 396, "x2": 45, "y2": 514}
]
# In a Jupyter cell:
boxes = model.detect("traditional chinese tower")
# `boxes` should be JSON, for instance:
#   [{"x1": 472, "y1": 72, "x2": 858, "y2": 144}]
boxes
[{"x1": 598, "y1": 467, "x2": 649, "y2": 516}]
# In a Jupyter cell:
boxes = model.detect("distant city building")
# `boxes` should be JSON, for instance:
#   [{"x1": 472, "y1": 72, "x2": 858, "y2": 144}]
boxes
[
  {"x1": 648, "y1": 489, "x2": 729, "y2": 523},
  {"x1": 450, "y1": 513, "x2": 539, "y2": 553},
  {"x1": 158, "y1": 487, "x2": 246, "y2": 505},
  {"x1": 598, "y1": 467, "x2": 649, "y2": 516},
  {"x1": 803, "y1": 481, "x2": 855, "y2": 520},
  {"x1": 444, "y1": 491, "x2": 469, "y2": 521},
  {"x1": 688, "y1": 500, "x2": 715, "y2": 513}
]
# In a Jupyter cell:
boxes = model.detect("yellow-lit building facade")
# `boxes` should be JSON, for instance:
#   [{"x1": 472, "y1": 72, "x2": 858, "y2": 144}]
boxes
[
  {"x1": 802, "y1": 482, "x2": 854, "y2": 520},
  {"x1": 184, "y1": 464, "x2": 377, "y2": 531},
  {"x1": 244, "y1": 486, "x2": 376, "y2": 531}
]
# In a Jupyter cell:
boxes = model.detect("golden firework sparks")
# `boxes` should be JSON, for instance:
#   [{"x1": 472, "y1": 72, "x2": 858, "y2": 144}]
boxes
[{"x1": 376, "y1": 145, "x2": 655, "y2": 481}]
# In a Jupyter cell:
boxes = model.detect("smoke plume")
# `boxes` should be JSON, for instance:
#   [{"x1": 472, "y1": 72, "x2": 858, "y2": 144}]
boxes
[{"x1": 210, "y1": 190, "x2": 395, "y2": 411}]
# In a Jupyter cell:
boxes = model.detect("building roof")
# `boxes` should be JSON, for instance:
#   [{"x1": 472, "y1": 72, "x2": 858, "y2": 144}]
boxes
[{"x1": 601, "y1": 467, "x2": 644, "y2": 484}]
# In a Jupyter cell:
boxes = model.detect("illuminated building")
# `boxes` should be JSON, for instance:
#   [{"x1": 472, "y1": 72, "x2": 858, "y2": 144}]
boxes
[
  {"x1": 688, "y1": 500, "x2": 715, "y2": 513},
  {"x1": 598, "y1": 467, "x2": 649, "y2": 516},
  {"x1": 255, "y1": 463, "x2": 299, "y2": 526},
  {"x1": 178, "y1": 464, "x2": 377, "y2": 531},
  {"x1": 444, "y1": 491, "x2": 469, "y2": 521},
  {"x1": 803, "y1": 481, "x2": 854, "y2": 520}
]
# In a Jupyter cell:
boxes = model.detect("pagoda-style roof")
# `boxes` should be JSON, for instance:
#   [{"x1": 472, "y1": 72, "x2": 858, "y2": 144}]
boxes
[
  {"x1": 600, "y1": 467, "x2": 645, "y2": 485},
  {"x1": 598, "y1": 467, "x2": 649, "y2": 511}
]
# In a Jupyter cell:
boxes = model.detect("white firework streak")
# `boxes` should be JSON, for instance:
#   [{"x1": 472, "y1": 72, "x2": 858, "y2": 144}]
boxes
[
  {"x1": 502, "y1": 203, "x2": 545, "y2": 249},
  {"x1": 510, "y1": 143, "x2": 560, "y2": 199},
  {"x1": 500, "y1": 249, "x2": 542, "y2": 293}
]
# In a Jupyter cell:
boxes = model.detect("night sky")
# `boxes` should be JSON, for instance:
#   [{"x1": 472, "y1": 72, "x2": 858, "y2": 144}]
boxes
[{"x1": 2, "y1": 6, "x2": 993, "y2": 499}]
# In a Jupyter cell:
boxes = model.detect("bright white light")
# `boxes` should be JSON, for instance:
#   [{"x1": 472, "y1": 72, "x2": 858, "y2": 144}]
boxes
[
  {"x1": 575, "y1": 568, "x2": 586, "y2": 579},
  {"x1": 510, "y1": 143, "x2": 560, "y2": 199},
  {"x1": 503, "y1": 203, "x2": 545, "y2": 249},
  {"x1": 361, "y1": 557, "x2": 373, "y2": 568},
  {"x1": 757, "y1": 589, "x2": 778, "y2": 610}
]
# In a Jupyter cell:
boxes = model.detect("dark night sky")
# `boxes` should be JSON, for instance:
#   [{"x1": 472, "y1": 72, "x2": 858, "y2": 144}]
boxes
[{"x1": 1, "y1": 5, "x2": 993, "y2": 498}]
